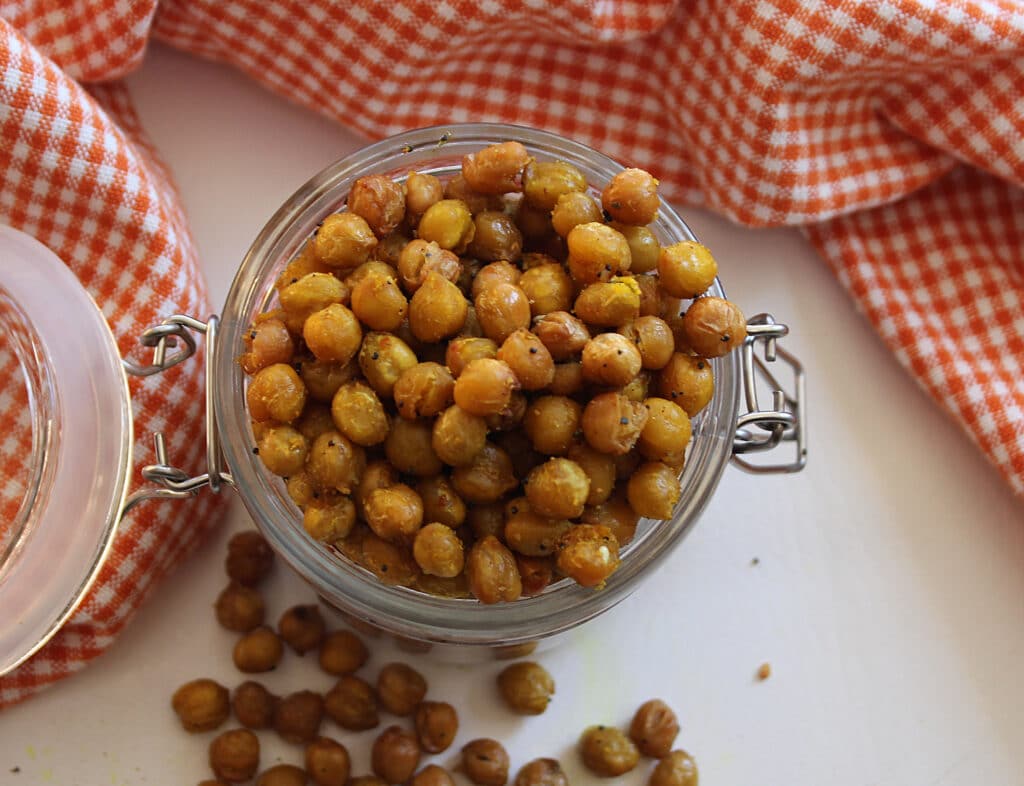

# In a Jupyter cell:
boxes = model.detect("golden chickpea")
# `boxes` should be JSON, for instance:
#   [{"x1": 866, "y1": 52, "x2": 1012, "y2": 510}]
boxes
[
  {"x1": 649, "y1": 751, "x2": 699, "y2": 786},
  {"x1": 453, "y1": 357, "x2": 520, "y2": 416},
  {"x1": 497, "y1": 329, "x2": 555, "y2": 390},
  {"x1": 621, "y1": 370, "x2": 650, "y2": 402},
  {"x1": 315, "y1": 212, "x2": 378, "y2": 269},
  {"x1": 350, "y1": 272, "x2": 408, "y2": 331},
  {"x1": 657, "y1": 353, "x2": 714, "y2": 416},
  {"x1": 318, "y1": 629, "x2": 369, "y2": 676},
  {"x1": 497, "y1": 662, "x2": 555, "y2": 715},
  {"x1": 471, "y1": 260, "x2": 522, "y2": 299},
  {"x1": 385, "y1": 418, "x2": 444, "y2": 476},
  {"x1": 548, "y1": 361, "x2": 584, "y2": 395},
  {"x1": 523, "y1": 396, "x2": 581, "y2": 456},
  {"x1": 329, "y1": 381, "x2": 389, "y2": 447},
  {"x1": 371, "y1": 232, "x2": 409, "y2": 266},
  {"x1": 513, "y1": 759, "x2": 568, "y2": 786},
  {"x1": 578, "y1": 725, "x2": 639, "y2": 777},
  {"x1": 551, "y1": 191, "x2": 602, "y2": 237},
  {"x1": 612, "y1": 223, "x2": 660, "y2": 274},
  {"x1": 582, "y1": 492, "x2": 640, "y2": 546},
  {"x1": 300, "y1": 358, "x2": 358, "y2": 403},
  {"x1": 408, "y1": 271, "x2": 468, "y2": 342},
  {"x1": 415, "y1": 702, "x2": 459, "y2": 754},
  {"x1": 566, "y1": 222, "x2": 631, "y2": 284},
  {"x1": 303, "y1": 304, "x2": 362, "y2": 364},
  {"x1": 445, "y1": 173, "x2": 503, "y2": 214},
  {"x1": 209, "y1": 728, "x2": 260, "y2": 783},
  {"x1": 241, "y1": 317, "x2": 294, "y2": 374},
  {"x1": 416, "y1": 476, "x2": 467, "y2": 529},
  {"x1": 277, "y1": 242, "x2": 330, "y2": 291},
  {"x1": 356, "y1": 460, "x2": 399, "y2": 516},
  {"x1": 233, "y1": 626, "x2": 284, "y2": 673},
  {"x1": 348, "y1": 175, "x2": 405, "y2": 237},
  {"x1": 627, "y1": 461, "x2": 680, "y2": 519},
  {"x1": 432, "y1": 405, "x2": 489, "y2": 467},
  {"x1": 468, "y1": 502, "x2": 505, "y2": 540},
  {"x1": 657, "y1": 240, "x2": 716, "y2": 298},
  {"x1": 525, "y1": 458, "x2": 590, "y2": 519},
  {"x1": 475, "y1": 282, "x2": 532, "y2": 343},
  {"x1": 602, "y1": 168, "x2": 660, "y2": 225},
  {"x1": 523, "y1": 160, "x2": 586, "y2": 210},
  {"x1": 405, "y1": 171, "x2": 444, "y2": 220},
  {"x1": 469, "y1": 211, "x2": 523, "y2": 261},
  {"x1": 172, "y1": 678, "x2": 230, "y2": 732},
  {"x1": 462, "y1": 141, "x2": 530, "y2": 194},
  {"x1": 532, "y1": 311, "x2": 590, "y2": 360},
  {"x1": 488, "y1": 389, "x2": 528, "y2": 431},
  {"x1": 297, "y1": 403, "x2": 337, "y2": 442},
  {"x1": 581, "y1": 333, "x2": 643, "y2": 387},
  {"x1": 567, "y1": 442, "x2": 616, "y2": 505},
  {"x1": 377, "y1": 662, "x2": 428, "y2": 716},
  {"x1": 445, "y1": 336, "x2": 498, "y2": 377},
  {"x1": 307, "y1": 430, "x2": 364, "y2": 493},
  {"x1": 638, "y1": 398, "x2": 691, "y2": 464},
  {"x1": 682, "y1": 296, "x2": 746, "y2": 357},
  {"x1": 466, "y1": 535, "x2": 522, "y2": 603},
  {"x1": 215, "y1": 582, "x2": 265, "y2": 632},
  {"x1": 504, "y1": 509, "x2": 572, "y2": 557},
  {"x1": 359, "y1": 331, "x2": 418, "y2": 397},
  {"x1": 392, "y1": 362, "x2": 454, "y2": 420},
  {"x1": 305, "y1": 736, "x2": 351, "y2": 786},
  {"x1": 257, "y1": 425, "x2": 308, "y2": 477},
  {"x1": 574, "y1": 277, "x2": 641, "y2": 327},
  {"x1": 233, "y1": 681, "x2": 278, "y2": 730},
  {"x1": 303, "y1": 496, "x2": 357, "y2": 544},
  {"x1": 581, "y1": 392, "x2": 649, "y2": 455},
  {"x1": 324, "y1": 674, "x2": 378, "y2": 730},
  {"x1": 613, "y1": 449, "x2": 643, "y2": 481},
  {"x1": 359, "y1": 531, "x2": 419, "y2": 586},
  {"x1": 636, "y1": 273, "x2": 663, "y2": 316},
  {"x1": 410, "y1": 765, "x2": 456, "y2": 786},
  {"x1": 364, "y1": 484, "x2": 424, "y2": 543},
  {"x1": 371, "y1": 726, "x2": 421, "y2": 784},
  {"x1": 620, "y1": 315, "x2": 675, "y2": 370},
  {"x1": 629, "y1": 699, "x2": 680, "y2": 759},
  {"x1": 418, "y1": 199, "x2": 475, "y2": 252},
  {"x1": 226, "y1": 531, "x2": 275, "y2": 586},
  {"x1": 347, "y1": 259, "x2": 399, "y2": 290},
  {"x1": 452, "y1": 443, "x2": 518, "y2": 503},
  {"x1": 247, "y1": 363, "x2": 306, "y2": 423},
  {"x1": 518, "y1": 263, "x2": 574, "y2": 316},
  {"x1": 515, "y1": 201, "x2": 556, "y2": 239},
  {"x1": 413, "y1": 523, "x2": 465, "y2": 577},
  {"x1": 398, "y1": 239, "x2": 463, "y2": 293},
  {"x1": 273, "y1": 690, "x2": 324, "y2": 744},
  {"x1": 461, "y1": 739, "x2": 511, "y2": 786},
  {"x1": 515, "y1": 554, "x2": 555, "y2": 596}
]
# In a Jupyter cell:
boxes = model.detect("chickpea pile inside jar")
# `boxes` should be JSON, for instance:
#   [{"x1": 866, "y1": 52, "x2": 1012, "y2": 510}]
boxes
[{"x1": 240, "y1": 140, "x2": 745, "y2": 604}]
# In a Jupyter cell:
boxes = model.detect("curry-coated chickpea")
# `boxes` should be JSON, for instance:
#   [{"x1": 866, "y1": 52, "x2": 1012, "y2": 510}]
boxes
[
  {"x1": 657, "y1": 240, "x2": 716, "y2": 299},
  {"x1": 257, "y1": 425, "x2": 308, "y2": 477},
  {"x1": 305, "y1": 736, "x2": 351, "y2": 786},
  {"x1": 567, "y1": 442, "x2": 616, "y2": 505},
  {"x1": 551, "y1": 191, "x2": 603, "y2": 237},
  {"x1": 315, "y1": 212, "x2": 378, "y2": 269},
  {"x1": 581, "y1": 333, "x2": 643, "y2": 387},
  {"x1": 346, "y1": 259, "x2": 398, "y2": 290},
  {"x1": 581, "y1": 392, "x2": 649, "y2": 455},
  {"x1": 515, "y1": 554, "x2": 554, "y2": 595},
  {"x1": 515, "y1": 201, "x2": 556, "y2": 239},
  {"x1": 371, "y1": 725, "x2": 421, "y2": 784},
  {"x1": 582, "y1": 491, "x2": 640, "y2": 546},
  {"x1": 350, "y1": 272, "x2": 408, "y2": 331},
  {"x1": 497, "y1": 329, "x2": 555, "y2": 390},
  {"x1": 471, "y1": 260, "x2": 522, "y2": 299},
  {"x1": 416, "y1": 476, "x2": 467, "y2": 529},
  {"x1": 462, "y1": 141, "x2": 531, "y2": 194},
  {"x1": 278, "y1": 604, "x2": 325, "y2": 655},
  {"x1": 304, "y1": 304, "x2": 362, "y2": 365},
  {"x1": 409, "y1": 271, "x2": 468, "y2": 342},
  {"x1": 418, "y1": 199, "x2": 475, "y2": 252},
  {"x1": 629, "y1": 699, "x2": 680, "y2": 759},
  {"x1": 461, "y1": 739, "x2": 511, "y2": 786},
  {"x1": 172, "y1": 678, "x2": 230, "y2": 732},
  {"x1": 518, "y1": 263, "x2": 574, "y2": 316},
  {"x1": 522, "y1": 396, "x2": 581, "y2": 456},
  {"x1": 385, "y1": 418, "x2": 444, "y2": 476},
  {"x1": 611, "y1": 223, "x2": 660, "y2": 274},
  {"x1": 475, "y1": 282, "x2": 532, "y2": 343},
  {"x1": 548, "y1": 361, "x2": 584, "y2": 396},
  {"x1": 394, "y1": 362, "x2": 455, "y2": 419},
  {"x1": 406, "y1": 171, "x2": 444, "y2": 221},
  {"x1": 415, "y1": 702, "x2": 459, "y2": 754},
  {"x1": 359, "y1": 331, "x2": 418, "y2": 397},
  {"x1": 445, "y1": 173, "x2": 503, "y2": 214},
  {"x1": 413, "y1": 523, "x2": 465, "y2": 578},
  {"x1": 356, "y1": 459, "x2": 399, "y2": 512},
  {"x1": 233, "y1": 626, "x2": 284, "y2": 673},
  {"x1": 635, "y1": 274, "x2": 663, "y2": 316},
  {"x1": 649, "y1": 751, "x2": 698, "y2": 786},
  {"x1": 445, "y1": 336, "x2": 498, "y2": 377},
  {"x1": 324, "y1": 674, "x2": 378, "y2": 730},
  {"x1": 574, "y1": 277, "x2": 642, "y2": 327},
  {"x1": 579, "y1": 725, "x2": 640, "y2": 777},
  {"x1": 376, "y1": 662, "x2": 427, "y2": 716},
  {"x1": 566, "y1": 222, "x2": 632, "y2": 284},
  {"x1": 466, "y1": 535, "x2": 522, "y2": 603},
  {"x1": 558, "y1": 523, "x2": 621, "y2": 587},
  {"x1": 513, "y1": 758, "x2": 568, "y2": 786},
  {"x1": 410, "y1": 765, "x2": 456, "y2": 786},
  {"x1": 300, "y1": 358, "x2": 358, "y2": 403},
  {"x1": 215, "y1": 582, "x2": 265, "y2": 632},
  {"x1": 397, "y1": 239, "x2": 463, "y2": 293},
  {"x1": 602, "y1": 168, "x2": 660, "y2": 225},
  {"x1": 453, "y1": 357, "x2": 520, "y2": 416},
  {"x1": 497, "y1": 662, "x2": 555, "y2": 715},
  {"x1": 621, "y1": 315, "x2": 675, "y2": 370},
  {"x1": 468, "y1": 502, "x2": 505, "y2": 540},
  {"x1": 247, "y1": 363, "x2": 307, "y2": 423},
  {"x1": 273, "y1": 690, "x2": 324, "y2": 744},
  {"x1": 348, "y1": 174, "x2": 406, "y2": 237},
  {"x1": 364, "y1": 484, "x2": 424, "y2": 543},
  {"x1": 525, "y1": 458, "x2": 590, "y2": 519},
  {"x1": 297, "y1": 403, "x2": 338, "y2": 442},
  {"x1": 307, "y1": 430, "x2": 364, "y2": 493},
  {"x1": 504, "y1": 509, "x2": 572, "y2": 557},
  {"x1": 277, "y1": 242, "x2": 330, "y2": 290},
  {"x1": 233, "y1": 681, "x2": 278, "y2": 730},
  {"x1": 432, "y1": 405, "x2": 488, "y2": 467},
  {"x1": 523, "y1": 160, "x2": 587, "y2": 210},
  {"x1": 242, "y1": 317, "x2": 294, "y2": 374},
  {"x1": 627, "y1": 461, "x2": 680, "y2": 519},
  {"x1": 469, "y1": 211, "x2": 523, "y2": 261},
  {"x1": 682, "y1": 296, "x2": 746, "y2": 357},
  {"x1": 331, "y1": 381, "x2": 389, "y2": 447},
  {"x1": 638, "y1": 398, "x2": 692, "y2": 465},
  {"x1": 360, "y1": 531, "x2": 419, "y2": 586},
  {"x1": 532, "y1": 311, "x2": 590, "y2": 360},
  {"x1": 372, "y1": 232, "x2": 409, "y2": 267},
  {"x1": 226, "y1": 531, "x2": 275, "y2": 586},
  {"x1": 279, "y1": 273, "x2": 350, "y2": 337},
  {"x1": 319, "y1": 630, "x2": 369, "y2": 675},
  {"x1": 209, "y1": 728, "x2": 260, "y2": 783},
  {"x1": 452, "y1": 443, "x2": 518, "y2": 503},
  {"x1": 657, "y1": 352, "x2": 714, "y2": 416},
  {"x1": 303, "y1": 496, "x2": 357, "y2": 545}
]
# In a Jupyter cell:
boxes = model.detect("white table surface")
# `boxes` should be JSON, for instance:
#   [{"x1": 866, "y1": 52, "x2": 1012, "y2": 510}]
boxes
[{"x1": 2, "y1": 43, "x2": 1023, "y2": 786}]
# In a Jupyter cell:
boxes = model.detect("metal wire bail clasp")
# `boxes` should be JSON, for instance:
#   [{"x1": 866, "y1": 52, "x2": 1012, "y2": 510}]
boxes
[
  {"x1": 731, "y1": 314, "x2": 807, "y2": 474},
  {"x1": 120, "y1": 314, "x2": 233, "y2": 515}
]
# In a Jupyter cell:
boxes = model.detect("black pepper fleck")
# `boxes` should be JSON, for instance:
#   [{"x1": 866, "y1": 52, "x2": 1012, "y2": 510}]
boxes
[
  {"x1": 529, "y1": 347, "x2": 538, "y2": 354},
  {"x1": 619, "y1": 417, "x2": 629, "y2": 424},
  {"x1": 252, "y1": 447, "x2": 260, "y2": 455},
  {"x1": 372, "y1": 352, "x2": 380, "y2": 360},
  {"x1": 721, "y1": 334, "x2": 730, "y2": 342}
]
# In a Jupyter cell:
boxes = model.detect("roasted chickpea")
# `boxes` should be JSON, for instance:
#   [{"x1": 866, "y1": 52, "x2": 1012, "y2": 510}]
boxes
[
  {"x1": 621, "y1": 370, "x2": 650, "y2": 402},
  {"x1": 307, "y1": 430, "x2": 364, "y2": 493},
  {"x1": 215, "y1": 581, "x2": 265, "y2": 633},
  {"x1": 247, "y1": 363, "x2": 307, "y2": 423},
  {"x1": 300, "y1": 358, "x2": 358, "y2": 403},
  {"x1": 413, "y1": 523, "x2": 465, "y2": 577},
  {"x1": 612, "y1": 223, "x2": 660, "y2": 274},
  {"x1": 324, "y1": 675, "x2": 378, "y2": 730},
  {"x1": 638, "y1": 398, "x2": 691, "y2": 465},
  {"x1": 466, "y1": 535, "x2": 522, "y2": 603},
  {"x1": 657, "y1": 353, "x2": 714, "y2": 416},
  {"x1": 523, "y1": 160, "x2": 586, "y2": 210},
  {"x1": 469, "y1": 211, "x2": 523, "y2": 261},
  {"x1": 329, "y1": 381, "x2": 389, "y2": 447},
  {"x1": 682, "y1": 296, "x2": 746, "y2": 357},
  {"x1": 602, "y1": 168, "x2": 660, "y2": 225},
  {"x1": 350, "y1": 272, "x2": 408, "y2": 331},
  {"x1": 376, "y1": 662, "x2": 427, "y2": 716},
  {"x1": 453, "y1": 358, "x2": 520, "y2": 417},
  {"x1": 461, "y1": 739, "x2": 510, "y2": 786},
  {"x1": 226, "y1": 531, "x2": 275, "y2": 586},
  {"x1": 581, "y1": 392, "x2": 649, "y2": 455},
  {"x1": 317, "y1": 629, "x2": 368, "y2": 676},
  {"x1": 579, "y1": 725, "x2": 640, "y2": 777},
  {"x1": 445, "y1": 173, "x2": 503, "y2": 214},
  {"x1": 209, "y1": 728, "x2": 260, "y2": 783},
  {"x1": 471, "y1": 260, "x2": 522, "y2": 299},
  {"x1": 627, "y1": 461, "x2": 680, "y2": 519},
  {"x1": 371, "y1": 725, "x2": 421, "y2": 784},
  {"x1": 658, "y1": 240, "x2": 717, "y2": 298},
  {"x1": 314, "y1": 212, "x2": 378, "y2": 269},
  {"x1": 524, "y1": 458, "x2": 589, "y2": 519},
  {"x1": 172, "y1": 678, "x2": 230, "y2": 732},
  {"x1": 347, "y1": 259, "x2": 399, "y2": 290},
  {"x1": 279, "y1": 272, "x2": 349, "y2": 334},
  {"x1": 371, "y1": 233, "x2": 408, "y2": 266},
  {"x1": 497, "y1": 662, "x2": 555, "y2": 715},
  {"x1": 277, "y1": 605, "x2": 325, "y2": 655},
  {"x1": 558, "y1": 524, "x2": 620, "y2": 587},
  {"x1": 504, "y1": 508, "x2": 572, "y2": 557},
  {"x1": 233, "y1": 626, "x2": 284, "y2": 673},
  {"x1": 546, "y1": 361, "x2": 581, "y2": 395},
  {"x1": 304, "y1": 304, "x2": 362, "y2": 365},
  {"x1": 620, "y1": 315, "x2": 675, "y2": 370},
  {"x1": 232, "y1": 681, "x2": 277, "y2": 730},
  {"x1": 452, "y1": 443, "x2": 518, "y2": 503},
  {"x1": 385, "y1": 418, "x2": 443, "y2": 476},
  {"x1": 518, "y1": 263, "x2": 574, "y2": 316},
  {"x1": 446, "y1": 337, "x2": 498, "y2": 378},
  {"x1": 581, "y1": 333, "x2": 643, "y2": 387},
  {"x1": 409, "y1": 272, "x2": 468, "y2": 342},
  {"x1": 394, "y1": 362, "x2": 455, "y2": 419},
  {"x1": 551, "y1": 191, "x2": 602, "y2": 237},
  {"x1": 513, "y1": 759, "x2": 568, "y2": 786},
  {"x1": 522, "y1": 396, "x2": 581, "y2": 456},
  {"x1": 303, "y1": 496, "x2": 357, "y2": 544},
  {"x1": 485, "y1": 390, "x2": 529, "y2": 433},
  {"x1": 613, "y1": 449, "x2": 643, "y2": 481},
  {"x1": 256, "y1": 764, "x2": 307, "y2": 786},
  {"x1": 365, "y1": 484, "x2": 424, "y2": 543},
  {"x1": 418, "y1": 199, "x2": 475, "y2": 252},
  {"x1": 567, "y1": 442, "x2": 616, "y2": 505},
  {"x1": 515, "y1": 554, "x2": 555, "y2": 595},
  {"x1": 349, "y1": 175, "x2": 405, "y2": 237},
  {"x1": 406, "y1": 171, "x2": 444, "y2": 220},
  {"x1": 416, "y1": 476, "x2": 467, "y2": 529},
  {"x1": 305, "y1": 736, "x2": 351, "y2": 786},
  {"x1": 497, "y1": 329, "x2": 555, "y2": 390},
  {"x1": 531, "y1": 311, "x2": 589, "y2": 360},
  {"x1": 566, "y1": 222, "x2": 631, "y2": 284},
  {"x1": 277, "y1": 242, "x2": 331, "y2": 290},
  {"x1": 582, "y1": 491, "x2": 640, "y2": 546},
  {"x1": 515, "y1": 201, "x2": 556, "y2": 240},
  {"x1": 415, "y1": 701, "x2": 459, "y2": 754},
  {"x1": 495, "y1": 428, "x2": 543, "y2": 479},
  {"x1": 273, "y1": 690, "x2": 324, "y2": 744},
  {"x1": 649, "y1": 751, "x2": 698, "y2": 786},
  {"x1": 468, "y1": 503, "x2": 506, "y2": 540},
  {"x1": 574, "y1": 277, "x2": 641, "y2": 327},
  {"x1": 629, "y1": 699, "x2": 680, "y2": 759},
  {"x1": 432, "y1": 405, "x2": 489, "y2": 467},
  {"x1": 410, "y1": 765, "x2": 456, "y2": 786},
  {"x1": 359, "y1": 332, "x2": 418, "y2": 397},
  {"x1": 462, "y1": 141, "x2": 530, "y2": 194},
  {"x1": 253, "y1": 425, "x2": 305, "y2": 477},
  {"x1": 297, "y1": 403, "x2": 337, "y2": 442},
  {"x1": 398, "y1": 239, "x2": 462, "y2": 293},
  {"x1": 636, "y1": 274, "x2": 663, "y2": 316},
  {"x1": 241, "y1": 317, "x2": 294, "y2": 374},
  {"x1": 475, "y1": 282, "x2": 532, "y2": 343}
]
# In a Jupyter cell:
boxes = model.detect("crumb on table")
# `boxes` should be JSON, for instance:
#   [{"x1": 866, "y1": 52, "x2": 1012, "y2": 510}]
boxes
[{"x1": 757, "y1": 662, "x2": 771, "y2": 681}]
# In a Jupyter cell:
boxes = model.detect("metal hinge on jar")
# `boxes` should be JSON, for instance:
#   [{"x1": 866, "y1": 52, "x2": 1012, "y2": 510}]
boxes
[
  {"x1": 731, "y1": 314, "x2": 806, "y2": 474},
  {"x1": 121, "y1": 314, "x2": 233, "y2": 514}
]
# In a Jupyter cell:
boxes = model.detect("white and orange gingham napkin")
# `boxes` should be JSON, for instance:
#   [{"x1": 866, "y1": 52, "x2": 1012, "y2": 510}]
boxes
[{"x1": 2, "y1": 0, "x2": 1022, "y2": 706}]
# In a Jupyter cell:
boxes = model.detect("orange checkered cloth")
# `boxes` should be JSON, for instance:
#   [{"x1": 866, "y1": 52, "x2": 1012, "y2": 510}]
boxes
[{"x1": 1, "y1": 0, "x2": 1022, "y2": 705}]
